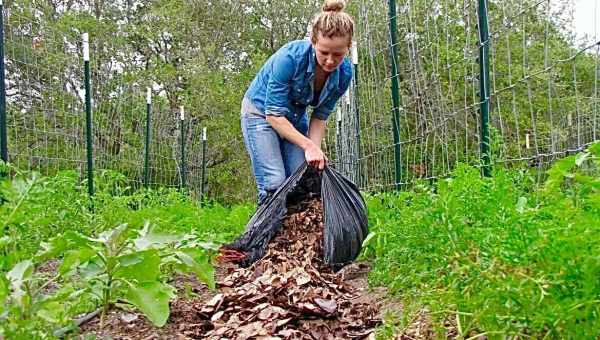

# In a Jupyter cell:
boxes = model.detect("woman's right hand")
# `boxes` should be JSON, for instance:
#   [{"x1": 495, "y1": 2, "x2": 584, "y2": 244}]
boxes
[{"x1": 304, "y1": 141, "x2": 327, "y2": 170}]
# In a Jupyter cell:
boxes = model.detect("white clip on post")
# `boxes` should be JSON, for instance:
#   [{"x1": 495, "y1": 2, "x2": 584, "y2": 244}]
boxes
[
  {"x1": 526, "y1": 133, "x2": 530, "y2": 149},
  {"x1": 82, "y1": 33, "x2": 89, "y2": 62},
  {"x1": 180, "y1": 106, "x2": 185, "y2": 121},
  {"x1": 336, "y1": 106, "x2": 342, "y2": 123},
  {"x1": 146, "y1": 88, "x2": 151, "y2": 104},
  {"x1": 344, "y1": 88, "x2": 351, "y2": 105},
  {"x1": 351, "y1": 40, "x2": 358, "y2": 65},
  {"x1": 202, "y1": 127, "x2": 207, "y2": 141}
]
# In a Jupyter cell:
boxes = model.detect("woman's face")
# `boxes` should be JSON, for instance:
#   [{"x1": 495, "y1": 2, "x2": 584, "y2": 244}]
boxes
[{"x1": 313, "y1": 33, "x2": 350, "y2": 73}]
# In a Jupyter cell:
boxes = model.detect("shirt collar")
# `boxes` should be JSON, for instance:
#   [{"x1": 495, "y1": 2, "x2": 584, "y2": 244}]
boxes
[
  {"x1": 308, "y1": 45, "x2": 317, "y2": 75},
  {"x1": 308, "y1": 45, "x2": 341, "y2": 90}
]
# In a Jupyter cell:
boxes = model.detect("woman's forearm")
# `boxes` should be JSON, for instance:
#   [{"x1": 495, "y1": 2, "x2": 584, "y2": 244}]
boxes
[
  {"x1": 266, "y1": 115, "x2": 327, "y2": 169},
  {"x1": 265, "y1": 115, "x2": 313, "y2": 150},
  {"x1": 308, "y1": 117, "x2": 327, "y2": 147}
]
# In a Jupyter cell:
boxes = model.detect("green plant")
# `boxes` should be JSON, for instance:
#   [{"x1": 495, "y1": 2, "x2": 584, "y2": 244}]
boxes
[
  {"x1": 0, "y1": 166, "x2": 246, "y2": 337},
  {"x1": 366, "y1": 143, "x2": 600, "y2": 338},
  {"x1": 43, "y1": 222, "x2": 216, "y2": 327},
  {"x1": 0, "y1": 259, "x2": 87, "y2": 338},
  {"x1": 1, "y1": 170, "x2": 43, "y2": 271}
]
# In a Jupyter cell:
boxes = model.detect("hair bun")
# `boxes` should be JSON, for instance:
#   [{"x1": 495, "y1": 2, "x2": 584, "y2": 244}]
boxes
[{"x1": 322, "y1": 0, "x2": 346, "y2": 12}]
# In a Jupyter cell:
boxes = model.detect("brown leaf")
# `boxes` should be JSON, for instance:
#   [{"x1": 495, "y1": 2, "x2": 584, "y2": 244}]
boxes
[
  {"x1": 276, "y1": 317, "x2": 293, "y2": 327},
  {"x1": 298, "y1": 302, "x2": 320, "y2": 314},
  {"x1": 295, "y1": 271, "x2": 311, "y2": 286},
  {"x1": 206, "y1": 293, "x2": 224, "y2": 307},
  {"x1": 210, "y1": 310, "x2": 225, "y2": 322},
  {"x1": 258, "y1": 307, "x2": 274, "y2": 320},
  {"x1": 175, "y1": 198, "x2": 381, "y2": 339},
  {"x1": 237, "y1": 321, "x2": 268, "y2": 338},
  {"x1": 314, "y1": 298, "x2": 337, "y2": 314},
  {"x1": 277, "y1": 329, "x2": 301, "y2": 337},
  {"x1": 270, "y1": 275, "x2": 286, "y2": 286}
]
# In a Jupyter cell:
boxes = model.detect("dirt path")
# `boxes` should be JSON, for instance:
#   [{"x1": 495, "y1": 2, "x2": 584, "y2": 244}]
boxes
[
  {"x1": 79, "y1": 199, "x2": 382, "y2": 339},
  {"x1": 79, "y1": 261, "x2": 390, "y2": 339},
  {"x1": 77, "y1": 198, "x2": 448, "y2": 339}
]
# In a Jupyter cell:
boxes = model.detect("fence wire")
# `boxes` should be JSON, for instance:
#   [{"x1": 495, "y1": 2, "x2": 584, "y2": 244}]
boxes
[
  {"x1": 2, "y1": 0, "x2": 599, "y2": 202},
  {"x1": 326, "y1": 0, "x2": 599, "y2": 191},
  {"x1": 2, "y1": 3, "x2": 211, "y2": 198}
]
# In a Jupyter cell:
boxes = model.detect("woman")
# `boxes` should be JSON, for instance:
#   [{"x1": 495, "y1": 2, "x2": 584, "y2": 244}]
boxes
[{"x1": 241, "y1": 0, "x2": 354, "y2": 205}]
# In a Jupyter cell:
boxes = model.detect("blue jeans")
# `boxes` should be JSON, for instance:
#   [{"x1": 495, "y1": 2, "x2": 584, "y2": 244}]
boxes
[{"x1": 241, "y1": 112, "x2": 308, "y2": 204}]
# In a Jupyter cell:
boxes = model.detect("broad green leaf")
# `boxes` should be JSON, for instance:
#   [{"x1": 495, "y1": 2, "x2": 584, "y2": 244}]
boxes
[
  {"x1": 125, "y1": 281, "x2": 176, "y2": 327},
  {"x1": 516, "y1": 197, "x2": 528, "y2": 214},
  {"x1": 0, "y1": 236, "x2": 10, "y2": 248},
  {"x1": 133, "y1": 223, "x2": 181, "y2": 251},
  {"x1": 40, "y1": 283, "x2": 84, "y2": 303},
  {"x1": 63, "y1": 230, "x2": 95, "y2": 247},
  {"x1": 160, "y1": 254, "x2": 180, "y2": 266},
  {"x1": 181, "y1": 234, "x2": 220, "y2": 251},
  {"x1": 194, "y1": 241, "x2": 220, "y2": 251},
  {"x1": 37, "y1": 301, "x2": 66, "y2": 323},
  {"x1": 7, "y1": 260, "x2": 34, "y2": 284},
  {"x1": 35, "y1": 235, "x2": 69, "y2": 261},
  {"x1": 175, "y1": 249, "x2": 215, "y2": 290},
  {"x1": 575, "y1": 152, "x2": 590, "y2": 167},
  {"x1": 588, "y1": 142, "x2": 600, "y2": 156},
  {"x1": 59, "y1": 247, "x2": 97, "y2": 276},
  {"x1": 114, "y1": 250, "x2": 161, "y2": 282},
  {"x1": 96, "y1": 224, "x2": 129, "y2": 244},
  {"x1": 7, "y1": 260, "x2": 33, "y2": 303},
  {"x1": 79, "y1": 259, "x2": 104, "y2": 280}
]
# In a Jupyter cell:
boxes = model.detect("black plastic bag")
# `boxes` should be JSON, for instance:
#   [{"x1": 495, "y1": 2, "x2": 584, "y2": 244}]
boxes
[{"x1": 228, "y1": 162, "x2": 368, "y2": 270}]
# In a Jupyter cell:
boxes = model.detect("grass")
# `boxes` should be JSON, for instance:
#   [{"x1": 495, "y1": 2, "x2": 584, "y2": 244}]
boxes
[
  {"x1": 1, "y1": 143, "x2": 599, "y2": 338},
  {"x1": 365, "y1": 144, "x2": 600, "y2": 338},
  {"x1": 0, "y1": 165, "x2": 254, "y2": 338},
  {"x1": 0, "y1": 167, "x2": 252, "y2": 273}
]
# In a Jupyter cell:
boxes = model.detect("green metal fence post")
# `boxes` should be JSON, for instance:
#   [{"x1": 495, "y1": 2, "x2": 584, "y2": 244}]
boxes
[
  {"x1": 388, "y1": 0, "x2": 403, "y2": 189},
  {"x1": 200, "y1": 127, "x2": 207, "y2": 200},
  {"x1": 0, "y1": 0, "x2": 7, "y2": 164},
  {"x1": 144, "y1": 88, "x2": 151, "y2": 188},
  {"x1": 83, "y1": 33, "x2": 94, "y2": 197},
  {"x1": 179, "y1": 106, "x2": 186, "y2": 190},
  {"x1": 477, "y1": 0, "x2": 492, "y2": 177}
]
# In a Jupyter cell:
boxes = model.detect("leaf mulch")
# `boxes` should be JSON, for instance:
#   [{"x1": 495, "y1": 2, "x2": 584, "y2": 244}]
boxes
[
  {"x1": 80, "y1": 198, "x2": 384, "y2": 339},
  {"x1": 176, "y1": 198, "x2": 380, "y2": 339}
]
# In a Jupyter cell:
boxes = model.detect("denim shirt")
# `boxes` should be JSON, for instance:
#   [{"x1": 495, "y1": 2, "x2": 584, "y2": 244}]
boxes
[{"x1": 244, "y1": 40, "x2": 353, "y2": 121}]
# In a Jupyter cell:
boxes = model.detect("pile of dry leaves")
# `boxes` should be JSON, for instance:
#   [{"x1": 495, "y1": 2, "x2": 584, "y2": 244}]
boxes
[{"x1": 176, "y1": 197, "x2": 380, "y2": 339}]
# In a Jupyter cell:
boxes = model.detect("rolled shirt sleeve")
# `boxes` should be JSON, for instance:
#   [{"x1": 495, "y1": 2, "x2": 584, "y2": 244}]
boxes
[{"x1": 264, "y1": 51, "x2": 296, "y2": 117}]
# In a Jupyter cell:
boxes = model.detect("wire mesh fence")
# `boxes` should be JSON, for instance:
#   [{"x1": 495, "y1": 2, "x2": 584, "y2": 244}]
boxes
[
  {"x1": 326, "y1": 0, "x2": 600, "y2": 191},
  {"x1": 0, "y1": 2, "x2": 213, "y2": 199},
  {"x1": 1, "y1": 0, "x2": 599, "y2": 202},
  {"x1": 4, "y1": 3, "x2": 85, "y2": 174}
]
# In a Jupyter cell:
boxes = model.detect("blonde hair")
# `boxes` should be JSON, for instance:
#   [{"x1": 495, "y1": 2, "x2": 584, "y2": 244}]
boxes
[{"x1": 310, "y1": 0, "x2": 354, "y2": 45}]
